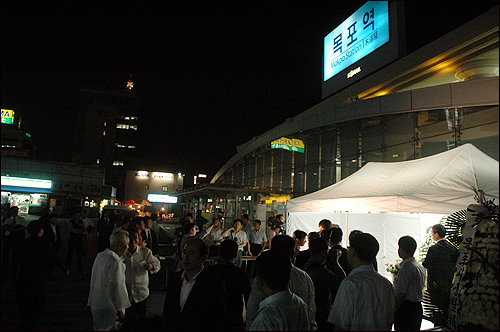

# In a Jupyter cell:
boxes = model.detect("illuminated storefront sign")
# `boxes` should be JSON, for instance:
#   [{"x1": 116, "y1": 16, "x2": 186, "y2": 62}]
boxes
[
  {"x1": 324, "y1": 1, "x2": 389, "y2": 81},
  {"x1": 1, "y1": 176, "x2": 52, "y2": 189},
  {"x1": 147, "y1": 194, "x2": 177, "y2": 204},
  {"x1": 271, "y1": 137, "x2": 305, "y2": 153},
  {"x1": 153, "y1": 172, "x2": 173, "y2": 180},
  {"x1": 1, "y1": 109, "x2": 14, "y2": 125}
]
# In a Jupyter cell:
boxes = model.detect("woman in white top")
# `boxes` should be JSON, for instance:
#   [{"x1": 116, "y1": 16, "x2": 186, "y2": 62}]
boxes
[{"x1": 87, "y1": 230, "x2": 131, "y2": 331}]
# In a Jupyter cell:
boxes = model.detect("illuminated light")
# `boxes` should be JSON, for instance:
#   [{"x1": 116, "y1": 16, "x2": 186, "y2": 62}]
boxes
[
  {"x1": 148, "y1": 194, "x2": 177, "y2": 204},
  {"x1": 126, "y1": 74, "x2": 134, "y2": 89},
  {"x1": 347, "y1": 66, "x2": 361, "y2": 78},
  {"x1": 136, "y1": 171, "x2": 149, "y2": 178},
  {"x1": 153, "y1": 172, "x2": 173, "y2": 179},
  {"x1": 1, "y1": 176, "x2": 51, "y2": 189},
  {"x1": 198, "y1": 174, "x2": 207, "y2": 178}
]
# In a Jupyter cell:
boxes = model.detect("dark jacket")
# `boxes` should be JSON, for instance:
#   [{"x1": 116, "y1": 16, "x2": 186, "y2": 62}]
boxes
[
  {"x1": 142, "y1": 228, "x2": 159, "y2": 256},
  {"x1": 41, "y1": 221, "x2": 62, "y2": 252},
  {"x1": 163, "y1": 268, "x2": 227, "y2": 331}
]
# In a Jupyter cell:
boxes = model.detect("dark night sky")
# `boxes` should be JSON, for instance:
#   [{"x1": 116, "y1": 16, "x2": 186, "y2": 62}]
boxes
[{"x1": 1, "y1": 1, "x2": 497, "y2": 179}]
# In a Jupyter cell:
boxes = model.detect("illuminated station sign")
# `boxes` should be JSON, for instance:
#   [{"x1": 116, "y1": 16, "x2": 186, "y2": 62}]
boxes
[
  {"x1": 147, "y1": 194, "x2": 177, "y2": 204},
  {"x1": 324, "y1": 1, "x2": 390, "y2": 82}
]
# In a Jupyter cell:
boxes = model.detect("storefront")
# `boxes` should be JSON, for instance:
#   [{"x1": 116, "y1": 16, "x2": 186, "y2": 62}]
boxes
[{"x1": 1, "y1": 176, "x2": 52, "y2": 215}]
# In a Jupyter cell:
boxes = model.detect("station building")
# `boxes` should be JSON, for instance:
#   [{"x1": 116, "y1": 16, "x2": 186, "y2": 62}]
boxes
[{"x1": 175, "y1": 3, "x2": 499, "y2": 226}]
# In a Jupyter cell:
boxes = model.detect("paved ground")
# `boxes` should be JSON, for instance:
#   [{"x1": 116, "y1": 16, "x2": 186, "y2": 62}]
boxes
[{"x1": 1, "y1": 215, "x2": 177, "y2": 331}]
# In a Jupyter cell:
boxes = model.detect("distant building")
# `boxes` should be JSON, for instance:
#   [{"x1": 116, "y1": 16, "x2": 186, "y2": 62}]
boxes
[
  {"x1": 1, "y1": 109, "x2": 33, "y2": 159},
  {"x1": 72, "y1": 87, "x2": 141, "y2": 201}
]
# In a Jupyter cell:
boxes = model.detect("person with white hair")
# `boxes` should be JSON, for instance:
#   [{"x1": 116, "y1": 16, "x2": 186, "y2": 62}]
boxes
[{"x1": 87, "y1": 230, "x2": 131, "y2": 331}]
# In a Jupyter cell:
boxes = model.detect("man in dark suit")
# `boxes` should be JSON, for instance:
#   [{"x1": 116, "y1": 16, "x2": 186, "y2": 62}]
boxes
[
  {"x1": 96, "y1": 210, "x2": 114, "y2": 253},
  {"x1": 142, "y1": 216, "x2": 159, "y2": 256},
  {"x1": 163, "y1": 238, "x2": 227, "y2": 331},
  {"x1": 41, "y1": 214, "x2": 62, "y2": 252}
]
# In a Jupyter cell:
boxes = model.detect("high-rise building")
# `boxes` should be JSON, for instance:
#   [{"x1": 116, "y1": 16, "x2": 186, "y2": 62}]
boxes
[{"x1": 73, "y1": 86, "x2": 141, "y2": 200}]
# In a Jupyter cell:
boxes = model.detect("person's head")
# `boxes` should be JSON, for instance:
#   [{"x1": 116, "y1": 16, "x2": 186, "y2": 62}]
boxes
[
  {"x1": 49, "y1": 214, "x2": 58, "y2": 225},
  {"x1": 185, "y1": 213, "x2": 194, "y2": 223},
  {"x1": 183, "y1": 222, "x2": 197, "y2": 236},
  {"x1": 103, "y1": 210, "x2": 111, "y2": 218},
  {"x1": 318, "y1": 219, "x2": 332, "y2": 232},
  {"x1": 28, "y1": 220, "x2": 44, "y2": 237},
  {"x1": 253, "y1": 219, "x2": 262, "y2": 230},
  {"x1": 127, "y1": 227, "x2": 140, "y2": 253},
  {"x1": 348, "y1": 229, "x2": 363, "y2": 243},
  {"x1": 182, "y1": 238, "x2": 208, "y2": 271},
  {"x1": 276, "y1": 214, "x2": 284, "y2": 222},
  {"x1": 144, "y1": 216, "x2": 153, "y2": 229},
  {"x1": 307, "y1": 231, "x2": 321, "y2": 248},
  {"x1": 219, "y1": 239, "x2": 238, "y2": 261},
  {"x1": 270, "y1": 234, "x2": 296, "y2": 260},
  {"x1": 233, "y1": 219, "x2": 242, "y2": 232},
  {"x1": 241, "y1": 214, "x2": 249, "y2": 225},
  {"x1": 348, "y1": 232, "x2": 379, "y2": 267},
  {"x1": 212, "y1": 217, "x2": 221, "y2": 229},
  {"x1": 133, "y1": 216, "x2": 145, "y2": 231},
  {"x1": 431, "y1": 224, "x2": 446, "y2": 240},
  {"x1": 86, "y1": 225, "x2": 93, "y2": 234},
  {"x1": 121, "y1": 218, "x2": 130, "y2": 230},
  {"x1": 10, "y1": 206, "x2": 19, "y2": 217},
  {"x1": 73, "y1": 210, "x2": 82, "y2": 220},
  {"x1": 293, "y1": 230, "x2": 307, "y2": 247},
  {"x1": 110, "y1": 230, "x2": 130, "y2": 257},
  {"x1": 309, "y1": 237, "x2": 329, "y2": 264},
  {"x1": 398, "y1": 235, "x2": 417, "y2": 259},
  {"x1": 196, "y1": 209, "x2": 202, "y2": 216},
  {"x1": 321, "y1": 228, "x2": 333, "y2": 245},
  {"x1": 256, "y1": 250, "x2": 291, "y2": 294},
  {"x1": 330, "y1": 227, "x2": 343, "y2": 245}
]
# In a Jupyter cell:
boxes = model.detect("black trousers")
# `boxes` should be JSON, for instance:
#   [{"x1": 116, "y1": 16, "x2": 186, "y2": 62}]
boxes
[
  {"x1": 247, "y1": 243, "x2": 262, "y2": 277},
  {"x1": 394, "y1": 300, "x2": 423, "y2": 331},
  {"x1": 65, "y1": 236, "x2": 84, "y2": 272}
]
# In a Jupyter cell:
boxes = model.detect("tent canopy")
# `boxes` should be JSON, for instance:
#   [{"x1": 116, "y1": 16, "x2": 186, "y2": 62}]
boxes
[{"x1": 287, "y1": 144, "x2": 499, "y2": 215}]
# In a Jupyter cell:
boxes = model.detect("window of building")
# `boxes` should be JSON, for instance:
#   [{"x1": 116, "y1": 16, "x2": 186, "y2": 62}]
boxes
[
  {"x1": 113, "y1": 161, "x2": 124, "y2": 166},
  {"x1": 130, "y1": 125, "x2": 138, "y2": 130},
  {"x1": 102, "y1": 130, "x2": 106, "y2": 136},
  {"x1": 117, "y1": 124, "x2": 129, "y2": 129},
  {"x1": 145, "y1": 184, "x2": 149, "y2": 190},
  {"x1": 128, "y1": 145, "x2": 135, "y2": 149},
  {"x1": 162, "y1": 186, "x2": 168, "y2": 192}
]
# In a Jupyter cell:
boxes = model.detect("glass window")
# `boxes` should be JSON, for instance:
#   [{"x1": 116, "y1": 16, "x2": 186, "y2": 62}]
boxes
[
  {"x1": 306, "y1": 164, "x2": 319, "y2": 192},
  {"x1": 162, "y1": 186, "x2": 168, "y2": 192},
  {"x1": 117, "y1": 124, "x2": 129, "y2": 129},
  {"x1": 321, "y1": 128, "x2": 337, "y2": 163},
  {"x1": 320, "y1": 161, "x2": 336, "y2": 188},
  {"x1": 386, "y1": 113, "x2": 415, "y2": 147}
]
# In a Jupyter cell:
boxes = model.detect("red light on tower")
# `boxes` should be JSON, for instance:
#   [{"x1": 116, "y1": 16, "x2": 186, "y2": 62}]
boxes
[{"x1": 126, "y1": 74, "x2": 134, "y2": 90}]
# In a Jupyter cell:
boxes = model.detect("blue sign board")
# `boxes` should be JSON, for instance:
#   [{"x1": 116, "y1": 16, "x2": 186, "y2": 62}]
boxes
[{"x1": 324, "y1": 1, "x2": 390, "y2": 82}]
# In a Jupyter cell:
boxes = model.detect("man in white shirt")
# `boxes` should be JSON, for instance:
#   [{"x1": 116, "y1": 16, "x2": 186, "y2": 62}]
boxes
[
  {"x1": 123, "y1": 227, "x2": 160, "y2": 324},
  {"x1": 246, "y1": 235, "x2": 317, "y2": 330},
  {"x1": 393, "y1": 236, "x2": 426, "y2": 331},
  {"x1": 327, "y1": 232, "x2": 394, "y2": 331},
  {"x1": 88, "y1": 230, "x2": 131, "y2": 331},
  {"x1": 221, "y1": 219, "x2": 248, "y2": 268},
  {"x1": 248, "y1": 250, "x2": 310, "y2": 331}
]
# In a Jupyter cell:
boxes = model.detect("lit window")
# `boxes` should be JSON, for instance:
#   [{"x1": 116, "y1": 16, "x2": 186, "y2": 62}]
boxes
[
  {"x1": 162, "y1": 186, "x2": 168, "y2": 192},
  {"x1": 145, "y1": 184, "x2": 149, "y2": 190},
  {"x1": 104, "y1": 122, "x2": 107, "y2": 127},
  {"x1": 97, "y1": 159, "x2": 100, "y2": 164},
  {"x1": 115, "y1": 144, "x2": 126, "y2": 148},
  {"x1": 128, "y1": 145, "x2": 135, "y2": 149},
  {"x1": 117, "y1": 124, "x2": 129, "y2": 129},
  {"x1": 103, "y1": 131, "x2": 106, "y2": 136},
  {"x1": 130, "y1": 125, "x2": 138, "y2": 130},
  {"x1": 113, "y1": 161, "x2": 124, "y2": 166},
  {"x1": 130, "y1": 116, "x2": 138, "y2": 120}
]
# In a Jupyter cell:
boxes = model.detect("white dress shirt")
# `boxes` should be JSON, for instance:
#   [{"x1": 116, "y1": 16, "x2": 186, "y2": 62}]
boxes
[
  {"x1": 246, "y1": 265, "x2": 317, "y2": 330},
  {"x1": 3, "y1": 215, "x2": 27, "y2": 236},
  {"x1": 328, "y1": 264, "x2": 394, "y2": 331},
  {"x1": 87, "y1": 249, "x2": 131, "y2": 310},
  {"x1": 123, "y1": 246, "x2": 161, "y2": 303},
  {"x1": 394, "y1": 256, "x2": 426, "y2": 303},
  {"x1": 179, "y1": 266, "x2": 204, "y2": 312},
  {"x1": 249, "y1": 289, "x2": 310, "y2": 331},
  {"x1": 225, "y1": 230, "x2": 248, "y2": 251}
]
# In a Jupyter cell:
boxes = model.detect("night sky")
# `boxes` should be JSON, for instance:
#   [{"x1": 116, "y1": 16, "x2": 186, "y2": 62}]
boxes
[{"x1": 1, "y1": 1, "x2": 496, "y2": 179}]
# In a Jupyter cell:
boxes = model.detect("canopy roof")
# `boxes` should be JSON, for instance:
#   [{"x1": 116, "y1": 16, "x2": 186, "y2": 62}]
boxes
[{"x1": 287, "y1": 144, "x2": 499, "y2": 215}]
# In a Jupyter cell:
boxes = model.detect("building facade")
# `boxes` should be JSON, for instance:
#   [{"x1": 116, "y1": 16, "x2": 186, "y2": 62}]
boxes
[{"x1": 177, "y1": 4, "x2": 499, "y2": 224}]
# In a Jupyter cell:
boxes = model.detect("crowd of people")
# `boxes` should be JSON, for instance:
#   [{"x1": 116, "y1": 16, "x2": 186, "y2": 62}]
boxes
[{"x1": 1, "y1": 205, "x2": 460, "y2": 331}]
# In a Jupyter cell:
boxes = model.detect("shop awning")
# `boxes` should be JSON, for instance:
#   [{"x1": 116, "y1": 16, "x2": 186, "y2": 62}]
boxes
[{"x1": 1, "y1": 186, "x2": 53, "y2": 194}]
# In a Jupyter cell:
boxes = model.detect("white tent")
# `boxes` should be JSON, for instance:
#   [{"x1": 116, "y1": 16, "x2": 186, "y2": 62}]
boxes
[{"x1": 286, "y1": 144, "x2": 499, "y2": 279}]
